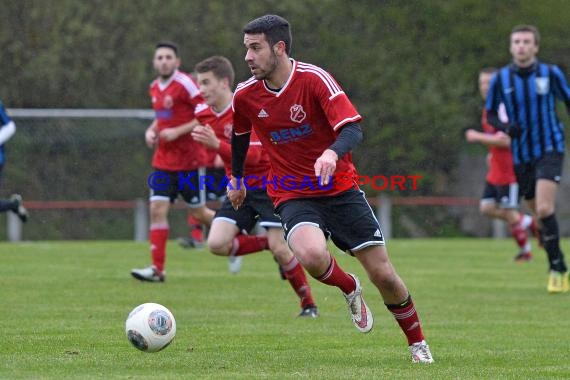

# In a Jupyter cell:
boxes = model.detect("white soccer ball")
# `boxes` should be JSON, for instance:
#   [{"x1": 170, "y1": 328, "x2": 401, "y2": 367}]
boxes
[{"x1": 125, "y1": 303, "x2": 176, "y2": 352}]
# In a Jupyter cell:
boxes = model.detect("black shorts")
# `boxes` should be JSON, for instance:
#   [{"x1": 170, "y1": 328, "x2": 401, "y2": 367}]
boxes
[
  {"x1": 275, "y1": 189, "x2": 385, "y2": 254},
  {"x1": 213, "y1": 189, "x2": 281, "y2": 233},
  {"x1": 481, "y1": 182, "x2": 519, "y2": 209},
  {"x1": 149, "y1": 169, "x2": 205, "y2": 207},
  {"x1": 205, "y1": 167, "x2": 227, "y2": 201},
  {"x1": 514, "y1": 153, "x2": 564, "y2": 200}
]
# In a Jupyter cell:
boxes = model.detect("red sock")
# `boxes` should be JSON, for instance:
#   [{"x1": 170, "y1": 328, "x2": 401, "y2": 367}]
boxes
[
  {"x1": 386, "y1": 295, "x2": 425, "y2": 345},
  {"x1": 150, "y1": 223, "x2": 169, "y2": 272},
  {"x1": 282, "y1": 257, "x2": 316, "y2": 308},
  {"x1": 509, "y1": 222, "x2": 529, "y2": 250},
  {"x1": 187, "y1": 215, "x2": 203, "y2": 242},
  {"x1": 230, "y1": 235, "x2": 269, "y2": 256},
  {"x1": 315, "y1": 255, "x2": 355, "y2": 294}
]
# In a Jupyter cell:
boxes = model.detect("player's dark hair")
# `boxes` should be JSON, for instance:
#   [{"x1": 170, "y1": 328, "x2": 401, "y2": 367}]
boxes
[
  {"x1": 511, "y1": 25, "x2": 540, "y2": 45},
  {"x1": 243, "y1": 14, "x2": 292, "y2": 55},
  {"x1": 155, "y1": 41, "x2": 179, "y2": 56},
  {"x1": 195, "y1": 56, "x2": 235, "y2": 88}
]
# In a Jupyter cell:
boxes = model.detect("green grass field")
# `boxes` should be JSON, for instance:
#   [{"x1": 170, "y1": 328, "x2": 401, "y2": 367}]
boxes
[{"x1": 1, "y1": 239, "x2": 568, "y2": 379}]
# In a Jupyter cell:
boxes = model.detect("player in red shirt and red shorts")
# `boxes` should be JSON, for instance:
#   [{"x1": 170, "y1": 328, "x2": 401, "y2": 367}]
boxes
[
  {"x1": 228, "y1": 15, "x2": 433, "y2": 363},
  {"x1": 131, "y1": 41, "x2": 215, "y2": 282},
  {"x1": 191, "y1": 55, "x2": 318, "y2": 317},
  {"x1": 465, "y1": 68, "x2": 537, "y2": 262}
]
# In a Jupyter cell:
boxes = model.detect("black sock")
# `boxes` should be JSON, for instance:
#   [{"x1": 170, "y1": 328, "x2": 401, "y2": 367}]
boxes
[
  {"x1": 541, "y1": 214, "x2": 567, "y2": 272},
  {"x1": 0, "y1": 199, "x2": 16, "y2": 212}
]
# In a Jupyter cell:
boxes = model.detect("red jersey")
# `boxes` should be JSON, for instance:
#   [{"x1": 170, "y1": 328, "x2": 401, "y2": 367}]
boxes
[
  {"x1": 149, "y1": 70, "x2": 208, "y2": 171},
  {"x1": 481, "y1": 107, "x2": 516, "y2": 185},
  {"x1": 233, "y1": 60, "x2": 362, "y2": 206},
  {"x1": 195, "y1": 103, "x2": 270, "y2": 189}
]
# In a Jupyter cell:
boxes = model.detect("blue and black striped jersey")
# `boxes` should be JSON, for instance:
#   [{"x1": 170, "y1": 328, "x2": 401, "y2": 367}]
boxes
[
  {"x1": 0, "y1": 101, "x2": 12, "y2": 165},
  {"x1": 0, "y1": 102, "x2": 11, "y2": 128},
  {"x1": 485, "y1": 61, "x2": 570, "y2": 165}
]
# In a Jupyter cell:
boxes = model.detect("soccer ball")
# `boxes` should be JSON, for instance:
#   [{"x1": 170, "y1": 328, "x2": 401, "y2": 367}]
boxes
[{"x1": 125, "y1": 303, "x2": 176, "y2": 352}]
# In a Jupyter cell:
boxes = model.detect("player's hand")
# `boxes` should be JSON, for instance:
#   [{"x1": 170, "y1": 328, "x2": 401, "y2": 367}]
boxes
[
  {"x1": 314, "y1": 149, "x2": 338, "y2": 186},
  {"x1": 227, "y1": 176, "x2": 246, "y2": 210},
  {"x1": 159, "y1": 128, "x2": 180, "y2": 142},
  {"x1": 465, "y1": 129, "x2": 478, "y2": 143},
  {"x1": 494, "y1": 130, "x2": 511, "y2": 144},
  {"x1": 191, "y1": 124, "x2": 220, "y2": 149},
  {"x1": 145, "y1": 128, "x2": 158, "y2": 148}
]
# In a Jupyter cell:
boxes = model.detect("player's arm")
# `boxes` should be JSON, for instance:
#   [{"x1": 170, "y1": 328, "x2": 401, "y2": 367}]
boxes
[
  {"x1": 465, "y1": 129, "x2": 510, "y2": 148},
  {"x1": 485, "y1": 74, "x2": 521, "y2": 138},
  {"x1": 486, "y1": 111, "x2": 520, "y2": 137},
  {"x1": 191, "y1": 125, "x2": 261, "y2": 165},
  {"x1": 0, "y1": 120, "x2": 16, "y2": 145},
  {"x1": 0, "y1": 106, "x2": 16, "y2": 145},
  {"x1": 228, "y1": 131, "x2": 250, "y2": 209},
  {"x1": 145, "y1": 119, "x2": 158, "y2": 148},
  {"x1": 191, "y1": 124, "x2": 220, "y2": 150},
  {"x1": 550, "y1": 65, "x2": 570, "y2": 115},
  {"x1": 231, "y1": 131, "x2": 251, "y2": 180},
  {"x1": 159, "y1": 118, "x2": 200, "y2": 142},
  {"x1": 221, "y1": 139, "x2": 262, "y2": 168},
  {"x1": 315, "y1": 122, "x2": 363, "y2": 185}
]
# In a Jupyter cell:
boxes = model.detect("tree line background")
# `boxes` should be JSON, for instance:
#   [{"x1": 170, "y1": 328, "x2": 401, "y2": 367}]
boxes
[{"x1": 0, "y1": 0, "x2": 568, "y2": 239}]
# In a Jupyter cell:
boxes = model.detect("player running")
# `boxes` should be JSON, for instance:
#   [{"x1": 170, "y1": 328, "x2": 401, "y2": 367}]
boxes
[
  {"x1": 191, "y1": 55, "x2": 319, "y2": 317},
  {"x1": 228, "y1": 15, "x2": 433, "y2": 363},
  {"x1": 131, "y1": 41, "x2": 215, "y2": 282}
]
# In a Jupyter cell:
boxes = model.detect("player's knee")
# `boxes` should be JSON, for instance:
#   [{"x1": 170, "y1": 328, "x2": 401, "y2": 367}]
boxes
[
  {"x1": 267, "y1": 234, "x2": 287, "y2": 254},
  {"x1": 535, "y1": 204, "x2": 554, "y2": 219},
  {"x1": 149, "y1": 203, "x2": 169, "y2": 223},
  {"x1": 292, "y1": 243, "x2": 327, "y2": 268},
  {"x1": 207, "y1": 235, "x2": 232, "y2": 256},
  {"x1": 188, "y1": 206, "x2": 210, "y2": 223},
  {"x1": 479, "y1": 202, "x2": 494, "y2": 217}
]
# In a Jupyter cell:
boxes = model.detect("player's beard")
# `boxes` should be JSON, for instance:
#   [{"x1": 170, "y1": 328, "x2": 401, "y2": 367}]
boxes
[
  {"x1": 159, "y1": 66, "x2": 176, "y2": 81},
  {"x1": 254, "y1": 52, "x2": 279, "y2": 81}
]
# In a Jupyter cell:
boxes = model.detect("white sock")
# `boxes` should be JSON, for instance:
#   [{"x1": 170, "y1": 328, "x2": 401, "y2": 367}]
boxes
[
  {"x1": 523, "y1": 242, "x2": 531, "y2": 253},
  {"x1": 520, "y1": 214, "x2": 533, "y2": 229}
]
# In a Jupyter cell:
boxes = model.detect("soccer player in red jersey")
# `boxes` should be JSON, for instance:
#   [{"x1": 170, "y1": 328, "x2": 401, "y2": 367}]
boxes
[
  {"x1": 465, "y1": 68, "x2": 537, "y2": 262},
  {"x1": 131, "y1": 41, "x2": 215, "y2": 282},
  {"x1": 228, "y1": 15, "x2": 433, "y2": 362},
  {"x1": 191, "y1": 55, "x2": 318, "y2": 317},
  {"x1": 178, "y1": 151, "x2": 226, "y2": 250}
]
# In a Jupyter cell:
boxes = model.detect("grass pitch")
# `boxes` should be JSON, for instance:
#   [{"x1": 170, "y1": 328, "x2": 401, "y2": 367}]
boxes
[{"x1": 1, "y1": 238, "x2": 568, "y2": 379}]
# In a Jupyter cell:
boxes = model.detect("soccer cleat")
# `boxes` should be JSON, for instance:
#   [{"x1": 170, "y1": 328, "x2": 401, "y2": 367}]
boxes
[
  {"x1": 10, "y1": 194, "x2": 28, "y2": 223},
  {"x1": 177, "y1": 237, "x2": 202, "y2": 249},
  {"x1": 298, "y1": 305, "x2": 319, "y2": 318},
  {"x1": 547, "y1": 271, "x2": 569, "y2": 293},
  {"x1": 228, "y1": 255, "x2": 243, "y2": 274},
  {"x1": 131, "y1": 265, "x2": 165, "y2": 282},
  {"x1": 410, "y1": 340, "x2": 434, "y2": 364},
  {"x1": 513, "y1": 251, "x2": 533, "y2": 263},
  {"x1": 343, "y1": 274, "x2": 374, "y2": 333}
]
